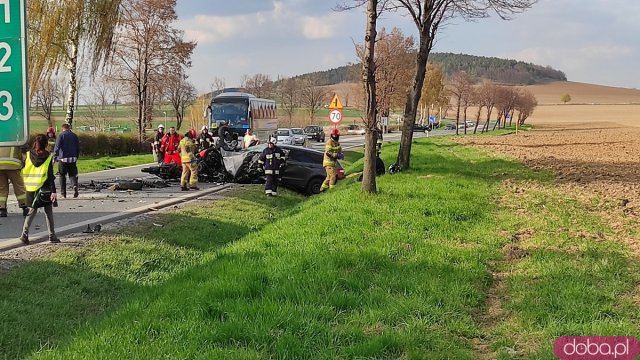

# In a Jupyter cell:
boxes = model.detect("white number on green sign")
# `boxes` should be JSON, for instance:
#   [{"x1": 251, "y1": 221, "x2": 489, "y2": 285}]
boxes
[
  {"x1": 0, "y1": 43, "x2": 11, "y2": 72},
  {"x1": 0, "y1": 90, "x2": 13, "y2": 121},
  {"x1": 0, "y1": 0, "x2": 9, "y2": 24}
]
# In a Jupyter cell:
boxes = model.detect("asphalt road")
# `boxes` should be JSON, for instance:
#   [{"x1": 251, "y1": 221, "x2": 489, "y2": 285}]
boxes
[
  {"x1": 0, "y1": 127, "x2": 465, "y2": 248},
  {"x1": 0, "y1": 164, "x2": 228, "y2": 248}
]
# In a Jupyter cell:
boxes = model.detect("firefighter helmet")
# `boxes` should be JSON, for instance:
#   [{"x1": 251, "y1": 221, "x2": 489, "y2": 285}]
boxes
[
  {"x1": 46, "y1": 127, "x2": 55, "y2": 135},
  {"x1": 158, "y1": 124, "x2": 165, "y2": 129},
  {"x1": 330, "y1": 128, "x2": 340, "y2": 140},
  {"x1": 188, "y1": 128, "x2": 197, "y2": 139}
]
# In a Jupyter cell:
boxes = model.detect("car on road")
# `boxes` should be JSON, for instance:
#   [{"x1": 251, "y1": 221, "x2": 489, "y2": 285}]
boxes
[
  {"x1": 444, "y1": 123, "x2": 456, "y2": 130},
  {"x1": 291, "y1": 128, "x2": 307, "y2": 146},
  {"x1": 465, "y1": 121, "x2": 475, "y2": 128},
  {"x1": 412, "y1": 124, "x2": 431, "y2": 132},
  {"x1": 345, "y1": 124, "x2": 366, "y2": 135},
  {"x1": 277, "y1": 128, "x2": 306, "y2": 146},
  {"x1": 279, "y1": 145, "x2": 345, "y2": 195},
  {"x1": 304, "y1": 125, "x2": 325, "y2": 142}
]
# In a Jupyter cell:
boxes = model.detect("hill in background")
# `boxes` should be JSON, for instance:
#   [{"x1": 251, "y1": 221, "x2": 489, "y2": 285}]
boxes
[{"x1": 292, "y1": 52, "x2": 567, "y2": 86}]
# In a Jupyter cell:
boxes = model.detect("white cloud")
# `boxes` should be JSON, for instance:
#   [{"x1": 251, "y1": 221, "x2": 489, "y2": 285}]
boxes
[
  {"x1": 179, "y1": 15, "x2": 254, "y2": 44},
  {"x1": 300, "y1": 15, "x2": 338, "y2": 39}
]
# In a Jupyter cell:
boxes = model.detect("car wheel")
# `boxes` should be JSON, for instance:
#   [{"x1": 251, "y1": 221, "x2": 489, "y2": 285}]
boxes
[{"x1": 306, "y1": 177, "x2": 324, "y2": 195}]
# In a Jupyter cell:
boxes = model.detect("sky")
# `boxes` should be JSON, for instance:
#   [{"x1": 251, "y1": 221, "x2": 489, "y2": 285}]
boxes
[{"x1": 175, "y1": 0, "x2": 640, "y2": 92}]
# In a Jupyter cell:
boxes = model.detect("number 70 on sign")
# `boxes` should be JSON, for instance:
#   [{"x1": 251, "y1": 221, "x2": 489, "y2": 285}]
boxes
[{"x1": 329, "y1": 109, "x2": 343, "y2": 125}]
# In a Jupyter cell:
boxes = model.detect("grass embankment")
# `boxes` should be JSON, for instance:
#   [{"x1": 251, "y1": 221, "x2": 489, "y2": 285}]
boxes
[
  {"x1": 76, "y1": 154, "x2": 155, "y2": 174},
  {"x1": 1, "y1": 136, "x2": 638, "y2": 359}
]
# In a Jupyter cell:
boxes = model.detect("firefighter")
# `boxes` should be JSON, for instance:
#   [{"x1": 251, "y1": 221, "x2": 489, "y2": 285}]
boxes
[
  {"x1": 179, "y1": 128, "x2": 199, "y2": 191},
  {"x1": 321, "y1": 128, "x2": 343, "y2": 192},
  {"x1": 196, "y1": 125, "x2": 214, "y2": 151},
  {"x1": 258, "y1": 137, "x2": 286, "y2": 196},
  {"x1": 153, "y1": 124, "x2": 165, "y2": 164},
  {"x1": 46, "y1": 127, "x2": 56, "y2": 153},
  {"x1": 0, "y1": 146, "x2": 28, "y2": 217},
  {"x1": 161, "y1": 126, "x2": 181, "y2": 166}
]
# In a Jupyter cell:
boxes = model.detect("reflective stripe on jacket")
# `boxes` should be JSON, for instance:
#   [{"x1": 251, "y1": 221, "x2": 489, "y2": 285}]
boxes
[
  {"x1": 258, "y1": 146, "x2": 285, "y2": 175},
  {"x1": 0, "y1": 146, "x2": 23, "y2": 170},
  {"x1": 179, "y1": 138, "x2": 196, "y2": 163},
  {"x1": 323, "y1": 139, "x2": 342, "y2": 166},
  {"x1": 22, "y1": 153, "x2": 53, "y2": 191}
]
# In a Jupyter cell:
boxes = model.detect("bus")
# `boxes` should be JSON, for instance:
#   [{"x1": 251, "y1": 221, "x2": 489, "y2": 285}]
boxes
[{"x1": 207, "y1": 91, "x2": 278, "y2": 142}]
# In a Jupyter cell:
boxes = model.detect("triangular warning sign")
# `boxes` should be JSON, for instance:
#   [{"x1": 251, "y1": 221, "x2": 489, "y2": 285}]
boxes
[{"x1": 328, "y1": 94, "x2": 343, "y2": 110}]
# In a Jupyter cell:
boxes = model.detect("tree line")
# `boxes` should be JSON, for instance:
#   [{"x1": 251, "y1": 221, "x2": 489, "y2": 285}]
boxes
[
  {"x1": 27, "y1": 0, "x2": 196, "y2": 140},
  {"x1": 291, "y1": 53, "x2": 566, "y2": 88}
]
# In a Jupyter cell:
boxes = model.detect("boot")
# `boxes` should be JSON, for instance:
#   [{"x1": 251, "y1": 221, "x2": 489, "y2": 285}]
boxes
[
  {"x1": 60, "y1": 176, "x2": 67, "y2": 198},
  {"x1": 181, "y1": 186, "x2": 189, "y2": 191},
  {"x1": 72, "y1": 176, "x2": 79, "y2": 198},
  {"x1": 19, "y1": 232, "x2": 29, "y2": 245},
  {"x1": 0, "y1": 208, "x2": 7, "y2": 217},
  {"x1": 49, "y1": 235, "x2": 60, "y2": 243}
]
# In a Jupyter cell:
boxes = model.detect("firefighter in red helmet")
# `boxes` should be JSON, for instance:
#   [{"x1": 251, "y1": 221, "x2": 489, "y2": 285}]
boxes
[
  {"x1": 46, "y1": 127, "x2": 56, "y2": 153},
  {"x1": 321, "y1": 128, "x2": 343, "y2": 191}
]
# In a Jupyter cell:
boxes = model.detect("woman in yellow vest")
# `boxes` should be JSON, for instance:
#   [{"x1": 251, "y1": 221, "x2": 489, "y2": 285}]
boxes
[{"x1": 20, "y1": 134, "x2": 59, "y2": 245}]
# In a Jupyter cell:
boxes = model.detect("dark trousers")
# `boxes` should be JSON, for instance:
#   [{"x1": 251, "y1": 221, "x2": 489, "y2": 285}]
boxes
[
  {"x1": 265, "y1": 174, "x2": 278, "y2": 195},
  {"x1": 59, "y1": 162, "x2": 78, "y2": 195}
]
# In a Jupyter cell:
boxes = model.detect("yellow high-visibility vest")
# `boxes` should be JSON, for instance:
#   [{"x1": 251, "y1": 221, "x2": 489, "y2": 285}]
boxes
[
  {"x1": 323, "y1": 139, "x2": 342, "y2": 166},
  {"x1": 0, "y1": 146, "x2": 23, "y2": 170},
  {"x1": 179, "y1": 138, "x2": 196, "y2": 163},
  {"x1": 22, "y1": 153, "x2": 53, "y2": 191}
]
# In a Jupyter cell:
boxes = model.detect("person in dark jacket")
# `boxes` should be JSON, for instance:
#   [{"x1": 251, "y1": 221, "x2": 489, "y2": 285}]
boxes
[
  {"x1": 196, "y1": 125, "x2": 214, "y2": 151},
  {"x1": 257, "y1": 137, "x2": 286, "y2": 196},
  {"x1": 20, "y1": 134, "x2": 59, "y2": 245},
  {"x1": 153, "y1": 124, "x2": 165, "y2": 164},
  {"x1": 53, "y1": 123, "x2": 80, "y2": 198}
]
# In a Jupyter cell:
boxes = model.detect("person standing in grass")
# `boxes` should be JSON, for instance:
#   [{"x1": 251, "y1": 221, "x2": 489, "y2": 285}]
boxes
[
  {"x1": 321, "y1": 128, "x2": 343, "y2": 192},
  {"x1": 20, "y1": 134, "x2": 59, "y2": 245},
  {"x1": 179, "y1": 129, "x2": 199, "y2": 191},
  {"x1": 53, "y1": 123, "x2": 80, "y2": 198},
  {"x1": 258, "y1": 137, "x2": 285, "y2": 196}
]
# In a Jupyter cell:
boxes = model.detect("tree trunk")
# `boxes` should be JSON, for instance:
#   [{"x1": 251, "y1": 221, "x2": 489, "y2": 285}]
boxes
[
  {"x1": 361, "y1": 0, "x2": 378, "y2": 193},
  {"x1": 397, "y1": 39, "x2": 430, "y2": 170},
  {"x1": 455, "y1": 95, "x2": 461, "y2": 136},
  {"x1": 64, "y1": 41, "x2": 79, "y2": 127}
]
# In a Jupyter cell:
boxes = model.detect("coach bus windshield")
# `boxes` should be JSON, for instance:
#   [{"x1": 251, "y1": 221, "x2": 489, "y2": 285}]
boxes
[{"x1": 211, "y1": 99, "x2": 250, "y2": 129}]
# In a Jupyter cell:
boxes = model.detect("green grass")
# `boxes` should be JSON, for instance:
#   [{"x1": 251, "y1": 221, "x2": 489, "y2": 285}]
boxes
[
  {"x1": 0, "y1": 136, "x2": 638, "y2": 359},
  {"x1": 76, "y1": 154, "x2": 154, "y2": 173}
]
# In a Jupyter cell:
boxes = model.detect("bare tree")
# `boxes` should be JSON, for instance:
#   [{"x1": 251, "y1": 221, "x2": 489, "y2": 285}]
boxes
[
  {"x1": 515, "y1": 89, "x2": 537, "y2": 124},
  {"x1": 448, "y1": 71, "x2": 471, "y2": 135},
  {"x1": 241, "y1": 73, "x2": 274, "y2": 98},
  {"x1": 300, "y1": 76, "x2": 330, "y2": 123},
  {"x1": 210, "y1": 77, "x2": 226, "y2": 95},
  {"x1": 106, "y1": 78, "x2": 127, "y2": 110},
  {"x1": 277, "y1": 78, "x2": 301, "y2": 127},
  {"x1": 109, "y1": 0, "x2": 196, "y2": 140},
  {"x1": 90, "y1": 77, "x2": 110, "y2": 110},
  {"x1": 477, "y1": 81, "x2": 498, "y2": 133},
  {"x1": 356, "y1": 27, "x2": 415, "y2": 124},
  {"x1": 34, "y1": 76, "x2": 62, "y2": 127},
  {"x1": 167, "y1": 73, "x2": 197, "y2": 130},
  {"x1": 26, "y1": 0, "x2": 124, "y2": 127}
]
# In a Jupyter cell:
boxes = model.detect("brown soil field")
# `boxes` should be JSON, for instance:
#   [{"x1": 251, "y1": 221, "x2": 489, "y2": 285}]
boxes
[{"x1": 457, "y1": 122, "x2": 640, "y2": 242}]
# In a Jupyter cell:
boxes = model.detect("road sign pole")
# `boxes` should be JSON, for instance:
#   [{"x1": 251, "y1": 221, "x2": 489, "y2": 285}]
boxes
[{"x1": 0, "y1": 0, "x2": 29, "y2": 145}]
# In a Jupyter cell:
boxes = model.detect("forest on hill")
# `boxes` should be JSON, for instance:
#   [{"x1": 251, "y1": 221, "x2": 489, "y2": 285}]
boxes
[{"x1": 293, "y1": 52, "x2": 567, "y2": 86}]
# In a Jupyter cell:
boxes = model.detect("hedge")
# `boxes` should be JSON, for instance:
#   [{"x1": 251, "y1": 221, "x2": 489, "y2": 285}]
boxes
[{"x1": 29, "y1": 133, "x2": 151, "y2": 157}]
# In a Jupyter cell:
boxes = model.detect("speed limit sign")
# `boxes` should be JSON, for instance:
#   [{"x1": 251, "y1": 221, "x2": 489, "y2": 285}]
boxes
[{"x1": 328, "y1": 109, "x2": 343, "y2": 125}]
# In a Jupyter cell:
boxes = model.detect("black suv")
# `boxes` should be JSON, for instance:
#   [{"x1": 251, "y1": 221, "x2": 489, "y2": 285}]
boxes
[
  {"x1": 303, "y1": 125, "x2": 325, "y2": 142},
  {"x1": 280, "y1": 145, "x2": 344, "y2": 195}
]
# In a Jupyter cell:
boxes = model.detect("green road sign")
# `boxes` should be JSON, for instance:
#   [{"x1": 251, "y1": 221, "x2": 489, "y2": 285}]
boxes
[{"x1": 0, "y1": 0, "x2": 29, "y2": 146}]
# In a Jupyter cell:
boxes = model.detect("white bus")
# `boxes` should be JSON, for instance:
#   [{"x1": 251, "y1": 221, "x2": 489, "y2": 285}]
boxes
[{"x1": 207, "y1": 91, "x2": 278, "y2": 142}]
